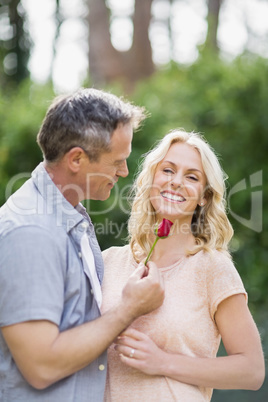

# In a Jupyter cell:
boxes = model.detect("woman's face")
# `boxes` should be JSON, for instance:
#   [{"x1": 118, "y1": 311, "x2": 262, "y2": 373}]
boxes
[{"x1": 149, "y1": 142, "x2": 207, "y2": 223}]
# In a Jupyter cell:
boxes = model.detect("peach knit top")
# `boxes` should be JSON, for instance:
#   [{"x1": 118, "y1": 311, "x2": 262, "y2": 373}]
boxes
[{"x1": 101, "y1": 245, "x2": 247, "y2": 402}]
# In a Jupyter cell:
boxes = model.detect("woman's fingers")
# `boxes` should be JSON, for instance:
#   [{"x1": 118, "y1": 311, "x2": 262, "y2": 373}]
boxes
[
  {"x1": 114, "y1": 344, "x2": 140, "y2": 360},
  {"x1": 118, "y1": 327, "x2": 148, "y2": 342}
]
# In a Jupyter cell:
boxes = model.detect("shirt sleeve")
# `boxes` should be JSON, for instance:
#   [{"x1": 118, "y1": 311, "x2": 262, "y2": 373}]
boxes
[
  {"x1": 206, "y1": 251, "x2": 248, "y2": 320},
  {"x1": 0, "y1": 226, "x2": 65, "y2": 327}
]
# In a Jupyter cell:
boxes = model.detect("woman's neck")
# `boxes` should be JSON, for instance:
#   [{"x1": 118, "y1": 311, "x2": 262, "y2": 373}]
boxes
[{"x1": 150, "y1": 222, "x2": 196, "y2": 267}]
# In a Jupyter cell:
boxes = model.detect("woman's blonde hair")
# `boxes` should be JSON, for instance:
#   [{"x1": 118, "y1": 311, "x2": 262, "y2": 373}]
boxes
[{"x1": 128, "y1": 130, "x2": 234, "y2": 262}]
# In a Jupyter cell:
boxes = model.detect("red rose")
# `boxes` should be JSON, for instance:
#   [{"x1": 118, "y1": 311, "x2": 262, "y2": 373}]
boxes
[
  {"x1": 145, "y1": 219, "x2": 173, "y2": 265},
  {"x1": 155, "y1": 218, "x2": 173, "y2": 238}
]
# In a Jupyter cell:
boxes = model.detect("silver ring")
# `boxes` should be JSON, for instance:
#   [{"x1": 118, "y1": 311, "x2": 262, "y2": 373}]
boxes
[{"x1": 129, "y1": 348, "x2": 135, "y2": 358}]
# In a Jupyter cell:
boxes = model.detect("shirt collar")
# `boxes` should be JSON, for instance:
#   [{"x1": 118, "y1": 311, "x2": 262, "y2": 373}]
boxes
[{"x1": 31, "y1": 162, "x2": 86, "y2": 233}]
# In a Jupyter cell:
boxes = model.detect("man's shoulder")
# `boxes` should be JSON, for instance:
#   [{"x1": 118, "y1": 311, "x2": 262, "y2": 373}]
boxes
[
  {"x1": 0, "y1": 178, "x2": 37, "y2": 235},
  {"x1": 0, "y1": 183, "x2": 62, "y2": 240}
]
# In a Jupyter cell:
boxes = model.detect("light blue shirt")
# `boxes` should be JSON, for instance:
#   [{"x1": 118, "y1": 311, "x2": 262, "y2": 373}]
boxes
[{"x1": 0, "y1": 163, "x2": 107, "y2": 401}]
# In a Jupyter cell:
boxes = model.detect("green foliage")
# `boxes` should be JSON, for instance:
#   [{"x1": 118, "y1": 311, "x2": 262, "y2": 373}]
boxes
[
  {"x1": 0, "y1": 80, "x2": 54, "y2": 204},
  {"x1": 0, "y1": 1, "x2": 31, "y2": 88},
  {"x1": 0, "y1": 59, "x2": 267, "y2": 396}
]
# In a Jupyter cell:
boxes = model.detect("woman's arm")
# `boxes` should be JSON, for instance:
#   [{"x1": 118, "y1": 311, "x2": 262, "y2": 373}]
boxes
[{"x1": 114, "y1": 294, "x2": 265, "y2": 390}]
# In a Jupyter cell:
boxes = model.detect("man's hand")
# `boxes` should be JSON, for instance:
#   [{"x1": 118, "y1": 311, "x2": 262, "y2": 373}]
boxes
[{"x1": 120, "y1": 261, "x2": 165, "y2": 321}]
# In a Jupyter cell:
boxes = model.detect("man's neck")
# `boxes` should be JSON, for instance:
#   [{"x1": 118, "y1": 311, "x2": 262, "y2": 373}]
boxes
[{"x1": 44, "y1": 161, "x2": 80, "y2": 207}]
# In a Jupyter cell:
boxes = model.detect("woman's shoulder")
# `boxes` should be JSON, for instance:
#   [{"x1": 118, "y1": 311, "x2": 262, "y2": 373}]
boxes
[
  {"x1": 191, "y1": 249, "x2": 236, "y2": 273},
  {"x1": 193, "y1": 248, "x2": 233, "y2": 262},
  {"x1": 102, "y1": 244, "x2": 137, "y2": 279},
  {"x1": 102, "y1": 244, "x2": 133, "y2": 264},
  {"x1": 191, "y1": 250, "x2": 246, "y2": 294}
]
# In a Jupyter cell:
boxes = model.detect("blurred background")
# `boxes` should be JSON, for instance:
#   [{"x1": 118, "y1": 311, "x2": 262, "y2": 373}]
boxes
[{"x1": 0, "y1": 0, "x2": 267, "y2": 400}]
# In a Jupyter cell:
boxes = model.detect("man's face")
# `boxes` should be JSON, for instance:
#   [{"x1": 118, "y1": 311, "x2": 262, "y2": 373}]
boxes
[{"x1": 83, "y1": 123, "x2": 133, "y2": 201}]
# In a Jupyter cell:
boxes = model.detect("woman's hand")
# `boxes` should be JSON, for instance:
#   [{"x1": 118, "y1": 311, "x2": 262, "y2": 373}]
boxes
[
  {"x1": 113, "y1": 295, "x2": 265, "y2": 391},
  {"x1": 114, "y1": 328, "x2": 167, "y2": 376}
]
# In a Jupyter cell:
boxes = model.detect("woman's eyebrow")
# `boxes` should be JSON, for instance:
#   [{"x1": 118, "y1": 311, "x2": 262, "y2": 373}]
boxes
[
  {"x1": 188, "y1": 168, "x2": 203, "y2": 174},
  {"x1": 160, "y1": 160, "x2": 176, "y2": 167},
  {"x1": 162, "y1": 160, "x2": 203, "y2": 174}
]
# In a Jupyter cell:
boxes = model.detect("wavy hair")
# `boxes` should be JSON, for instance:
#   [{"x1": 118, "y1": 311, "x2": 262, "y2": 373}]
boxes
[{"x1": 128, "y1": 130, "x2": 234, "y2": 262}]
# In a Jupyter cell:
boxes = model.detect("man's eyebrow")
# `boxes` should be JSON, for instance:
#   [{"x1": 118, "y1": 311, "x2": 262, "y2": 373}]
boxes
[
  {"x1": 114, "y1": 158, "x2": 127, "y2": 165},
  {"x1": 114, "y1": 151, "x2": 131, "y2": 165}
]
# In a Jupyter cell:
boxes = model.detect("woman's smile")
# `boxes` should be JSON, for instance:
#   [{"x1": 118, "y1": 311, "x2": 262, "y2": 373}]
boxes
[{"x1": 160, "y1": 191, "x2": 186, "y2": 203}]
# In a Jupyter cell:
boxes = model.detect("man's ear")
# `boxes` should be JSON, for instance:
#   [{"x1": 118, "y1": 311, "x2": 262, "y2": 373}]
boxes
[{"x1": 66, "y1": 147, "x2": 87, "y2": 173}]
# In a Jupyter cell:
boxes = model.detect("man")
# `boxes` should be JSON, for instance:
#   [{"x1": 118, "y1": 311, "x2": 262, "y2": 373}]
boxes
[{"x1": 0, "y1": 88, "x2": 164, "y2": 401}]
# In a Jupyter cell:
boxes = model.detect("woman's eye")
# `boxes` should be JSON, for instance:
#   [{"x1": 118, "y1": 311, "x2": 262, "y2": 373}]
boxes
[
  {"x1": 163, "y1": 168, "x2": 173, "y2": 174},
  {"x1": 188, "y1": 176, "x2": 198, "y2": 181}
]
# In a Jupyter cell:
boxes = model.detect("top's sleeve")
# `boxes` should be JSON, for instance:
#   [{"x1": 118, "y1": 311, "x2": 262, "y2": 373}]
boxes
[
  {"x1": 206, "y1": 252, "x2": 248, "y2": 320},
  {"x1": 0, "y1": 226, "x2": 65, "y2": 327}
]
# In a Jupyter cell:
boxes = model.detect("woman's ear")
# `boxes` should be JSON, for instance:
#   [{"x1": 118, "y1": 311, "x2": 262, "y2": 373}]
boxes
[
  {"x1": 199, "y1": 198, "x2": 207, "y2": 207},
  {"x1": 199, "y1": 186, "x2": 212, "y2": 207},
  {"x1": 66, "y1": 147, "x2": 86, "y2": 173}
]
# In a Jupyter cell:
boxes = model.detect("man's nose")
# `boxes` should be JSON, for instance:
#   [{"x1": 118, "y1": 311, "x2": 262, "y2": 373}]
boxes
[{"x1": 117, "y1": 161, "x2": 129, "y2": 178}]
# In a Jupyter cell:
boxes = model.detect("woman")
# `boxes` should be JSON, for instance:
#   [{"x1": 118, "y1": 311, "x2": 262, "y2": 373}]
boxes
[{"x1": 101, "y1": 130, "x2": 265, "y2": 401}]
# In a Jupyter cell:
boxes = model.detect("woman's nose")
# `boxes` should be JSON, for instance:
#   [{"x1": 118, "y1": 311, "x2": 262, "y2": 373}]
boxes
[{"x1": 171, "y1": 173, "x2": 183, "y2": 189}]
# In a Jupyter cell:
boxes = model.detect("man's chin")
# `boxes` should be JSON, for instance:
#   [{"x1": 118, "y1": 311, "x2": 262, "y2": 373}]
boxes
[
  {"x1": 101, "y1": 194, "x2": 110, "y2": 201},
  {"x1": 94, "y1": 192, "x2": 111, "y2": 201}
]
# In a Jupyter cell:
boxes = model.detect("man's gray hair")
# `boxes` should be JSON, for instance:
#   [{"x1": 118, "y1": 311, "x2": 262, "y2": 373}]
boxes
[{"x1": 37, "y1": 88, "x2": 147, "y2": 162}]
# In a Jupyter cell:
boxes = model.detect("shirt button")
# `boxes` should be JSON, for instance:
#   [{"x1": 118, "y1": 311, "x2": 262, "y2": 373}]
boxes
[
  {"x1": 81, "y1": 222, "x2": 89, "y2": 229},
  {"x1": 98, "y1": 364, "x2": 105, "y2": 371},
  {"x1": 78, "y1": 252, "x2": 82, "y2": 258},
  {"x1": 90, "y1": 289, "x2": 94, "y2": 294}
]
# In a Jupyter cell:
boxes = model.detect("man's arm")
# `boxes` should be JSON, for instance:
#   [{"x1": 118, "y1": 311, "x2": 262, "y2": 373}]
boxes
[{"x1": 1, "y1": 261, "x2": 164, "y2": 389}]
